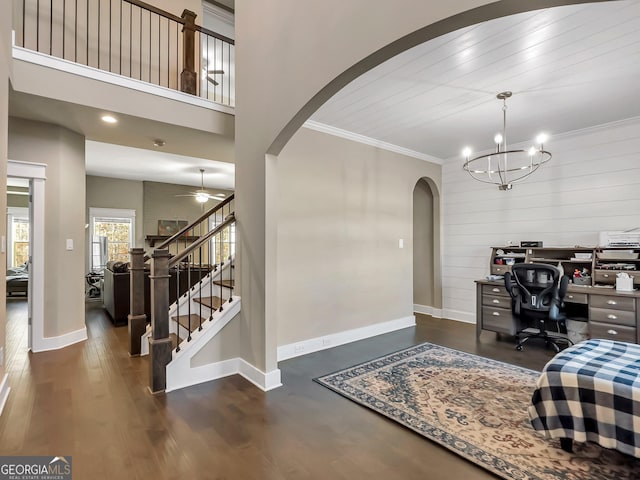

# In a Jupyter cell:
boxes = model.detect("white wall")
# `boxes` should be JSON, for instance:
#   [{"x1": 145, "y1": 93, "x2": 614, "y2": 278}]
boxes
[{"x1": 441, "y1": 117, "x2": 640, "y2": 322}]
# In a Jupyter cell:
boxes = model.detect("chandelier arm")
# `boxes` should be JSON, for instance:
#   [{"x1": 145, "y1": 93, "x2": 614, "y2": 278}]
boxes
[
  {"x1": 464, "y1": 151, "x2": 551, "y2": 174},
  {"x1": 507, "y1": 166, "x2": 541, "y2": 184},
  {"x1": 467, "y1": 172, "x2": 502, "y2": 185}
]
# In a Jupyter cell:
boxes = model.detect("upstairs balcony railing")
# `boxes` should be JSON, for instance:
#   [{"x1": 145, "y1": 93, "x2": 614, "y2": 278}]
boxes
[{"x1": 13, "y1": 0, "x2": 235, "y2": 107}]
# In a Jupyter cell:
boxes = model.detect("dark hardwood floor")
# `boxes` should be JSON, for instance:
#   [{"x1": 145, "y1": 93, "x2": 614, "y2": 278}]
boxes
[{"x1": 0, "y1": 300, "x2": 557, "y2": 479}]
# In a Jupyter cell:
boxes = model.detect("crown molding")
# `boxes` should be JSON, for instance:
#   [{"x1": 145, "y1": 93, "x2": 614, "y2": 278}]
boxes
[
  {"x1": 202, "y1": 1, "x2": 235, "y2": 25},
  {"x1": 548, "y1": 115, "x2": 640, "y2": 142},
  {"x1": 303, "y1": 120, "x2": 444, "y2": 165}
]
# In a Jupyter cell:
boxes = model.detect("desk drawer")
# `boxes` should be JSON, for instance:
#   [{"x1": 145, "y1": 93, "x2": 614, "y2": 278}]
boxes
[
  {"x1": 491, "y1": 265, "x2": 511, "y2": 276},
  {"x1": 589, "y1": 321, "x2": 636, "y2": 343},
  {"x1": 594, "y1": 270, "x2": 640, "y2": 286},
  {"x1": 589, "y1": 307, "x2": 636, "y2": 327},
  {"x1": 481, "y1": 306, "x2": 513, "y2": 333},
  {"x1": 565, "y1": 292, "x2": 588, "y2": 304},
  {"x1": 482, "y1": 284, "x2": 509, "y2": 297},
  {"x1": 594, "y1": 270, "x2": 616, "y2": 284},
  {"x1": 590, "y1": 295, "x2": 635, "y2": 312},
  {"x1": 482, "y1": 295, "x2": 511, "y2": 309}
]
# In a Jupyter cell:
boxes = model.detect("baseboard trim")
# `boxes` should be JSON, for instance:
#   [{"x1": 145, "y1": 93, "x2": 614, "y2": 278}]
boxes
[
  {"x1": 166, "y1": 358, "x2": 238, "y2": 392},
  {"x1": 413, "y1": 304, "x2": 443, "y2": 318},
  {"x1": 166, "y1": 357, "x2": 282, "y2": 393},
  {"x1": 0, "y1": 374, "x2": 10, "y2": 417},
  {"x1": 238, "y1": 359, "x2": 282, "y2": 391},
  {"x1": 32, "y1": 327, "x2": 88, "y2": 353},
  {"x1": 441, "y1": 309, "x2": 476, "y2": 324},
  {"x1": 277, "y1": 315, "x2": 416, "y2": 362}
]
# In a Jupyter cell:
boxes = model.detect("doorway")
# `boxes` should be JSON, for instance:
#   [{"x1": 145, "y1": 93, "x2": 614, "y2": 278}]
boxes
[
  {"x1": 413, "y1": 177, "x2": 441, "y2": 317},
  {"x1": 7, "y1": 160, "x2": 45, "y2": 352}
]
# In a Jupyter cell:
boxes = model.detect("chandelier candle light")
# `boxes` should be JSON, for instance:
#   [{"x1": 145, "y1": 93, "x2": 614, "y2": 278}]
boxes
[{"x1": 462, "y1": 91, "x2": 551, "y2": 190}]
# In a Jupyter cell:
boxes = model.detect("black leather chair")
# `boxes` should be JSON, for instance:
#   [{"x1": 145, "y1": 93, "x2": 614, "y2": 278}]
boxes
[{"x1": 504, "y1": 263, "x2": 572, "y2": 352}]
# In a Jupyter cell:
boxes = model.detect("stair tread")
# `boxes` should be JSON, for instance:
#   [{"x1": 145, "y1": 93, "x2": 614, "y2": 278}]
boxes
[
  {"x1": 171, "y1": 314, "x2": 206, "y2": 332},
  {"x1": 194, "y1": 296, "x2": 222, "y2": 309},
  {"x1": 213, "y1": 279, "x2": 234, "y2": 288},
  {"x1": 169, "y1": 333, "x2": 178, "y2": 350}
]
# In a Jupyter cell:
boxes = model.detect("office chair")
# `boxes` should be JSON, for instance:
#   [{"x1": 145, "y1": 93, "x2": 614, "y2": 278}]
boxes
[{"x1": 504, "y1": 263, "x2": 572, "y2": 352}]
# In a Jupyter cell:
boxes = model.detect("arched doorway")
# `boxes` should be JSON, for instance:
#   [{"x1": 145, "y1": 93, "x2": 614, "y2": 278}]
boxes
[{"x1": 413, "y1": 177, "x2": 442, "y2": 317}]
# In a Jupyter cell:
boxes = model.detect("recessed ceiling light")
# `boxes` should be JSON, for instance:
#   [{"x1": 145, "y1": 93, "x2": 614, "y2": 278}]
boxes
[
  {"x1": 101, "y1": 114, "x2": 117, "y2": 124},
  {"x1": 153, "y1": 139, "x2": 166, "y2": 147}
]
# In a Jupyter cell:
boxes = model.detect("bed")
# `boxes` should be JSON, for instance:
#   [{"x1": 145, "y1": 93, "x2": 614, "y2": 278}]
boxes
[
  {"x1": 6, "y1": 264, "x2": 29, "y2": 296},
  {"x1": 528, "y1": 339, "x2": 640, "y2": 457}
]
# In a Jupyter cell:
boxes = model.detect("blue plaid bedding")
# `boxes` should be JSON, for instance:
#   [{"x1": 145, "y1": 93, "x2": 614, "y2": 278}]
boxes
[{"x1": 529, "y1": 339, "x2": 640, "y2": 458}]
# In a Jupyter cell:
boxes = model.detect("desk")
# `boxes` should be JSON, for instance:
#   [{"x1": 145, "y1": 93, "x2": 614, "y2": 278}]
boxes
[{"x1": 475, "y1": 279, "x2": 640, "y2": 344}]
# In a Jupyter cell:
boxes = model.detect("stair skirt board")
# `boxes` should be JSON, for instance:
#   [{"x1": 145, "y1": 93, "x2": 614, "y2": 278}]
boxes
[
  {"x1": 166, "y1": 357, "x2": 282, "y2": 393},
  {"x1": 140, "y1": 295, "x2": 239, "y2": 357},
  {"x1": 141, "y1": 261, "x2": 234, "y2": 356},
  {"x1": 168, "y1": 263, "x2": 233, "y2": 329}
]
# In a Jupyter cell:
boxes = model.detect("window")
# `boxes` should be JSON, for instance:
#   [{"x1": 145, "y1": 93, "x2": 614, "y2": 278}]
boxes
[
  {"x1": 7, "y1": 207, "x2": 29, "y2": 268},
  {"x1": 209, "y1": 215, "x2": 235, "y2": 265},
  {"x1": 89, "y1": 208, "x2": 135, "y2": 271}
]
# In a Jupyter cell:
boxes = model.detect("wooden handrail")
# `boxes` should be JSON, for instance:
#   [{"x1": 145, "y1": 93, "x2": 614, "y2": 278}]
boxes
[
  {"x1": 168, "y1": 214, "x2": 235, "y2": 268},
  {"x1": 195, "y1": 25, "x2": 235, "y2": 45},
  {"x1": 155, "y1": 195, "x2": 234, "y2": 251},
  {"x1": 122, "y1": 0, "x2": 185, "y2": 24}
]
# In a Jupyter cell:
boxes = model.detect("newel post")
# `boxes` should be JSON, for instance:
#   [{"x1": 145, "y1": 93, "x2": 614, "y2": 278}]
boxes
[
  {"x1": 149, "y1": 249, "x2": 172, "y2": 394},
  {"x1": 180, "y1": 9, "x2": 197, "y2": 95},
  {"x1": 128, "y1": 248, "x2": 147, "y2": 356}
]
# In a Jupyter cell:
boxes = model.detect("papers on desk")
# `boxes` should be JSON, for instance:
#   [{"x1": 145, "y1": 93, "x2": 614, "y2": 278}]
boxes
[{"x1": 486, "y1": 275, "x2": 504, "y2": 281}]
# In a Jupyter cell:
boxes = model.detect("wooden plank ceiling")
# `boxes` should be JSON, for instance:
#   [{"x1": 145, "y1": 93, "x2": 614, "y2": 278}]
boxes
[{"x1": 310, "y1": 1, "x2": 640, "y2": 160}]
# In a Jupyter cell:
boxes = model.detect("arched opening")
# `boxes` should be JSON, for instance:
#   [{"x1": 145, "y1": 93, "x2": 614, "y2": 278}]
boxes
[
  {"x1": 236, "y1": 0, "x2": 609, "y2": 378},
  {"x1": 413, "y1": 177, "x2": 441, "y2": 316}
]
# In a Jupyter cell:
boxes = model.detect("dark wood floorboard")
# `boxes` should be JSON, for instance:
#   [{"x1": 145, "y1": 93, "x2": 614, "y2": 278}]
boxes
[{"x1": 0, "y1": 302, "x2": 557, "y2": 479}]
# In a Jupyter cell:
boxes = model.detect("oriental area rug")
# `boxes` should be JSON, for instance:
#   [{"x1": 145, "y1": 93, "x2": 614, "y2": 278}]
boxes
[{"x1": 314, "y1": 343, "x2": 640, "y2": 480}]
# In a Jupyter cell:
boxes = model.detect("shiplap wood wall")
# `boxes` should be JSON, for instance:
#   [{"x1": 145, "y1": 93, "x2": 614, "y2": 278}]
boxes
[{"x1": 441, "y1": 117, "x2": 640, "y2": 322}]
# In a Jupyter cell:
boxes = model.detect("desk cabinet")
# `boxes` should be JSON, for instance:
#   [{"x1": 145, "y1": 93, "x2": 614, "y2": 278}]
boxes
[{"x1": 476, "y1": 279, "x2": 640, "y2": 344}]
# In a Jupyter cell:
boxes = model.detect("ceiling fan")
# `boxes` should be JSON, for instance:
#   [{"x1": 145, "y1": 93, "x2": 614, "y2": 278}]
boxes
[
  {"x1": 176, "y1": 169, "x2": 226, "y2": 203},
  {"x1": 206, "y1": 69, "x2": 225, "y2": 86}
]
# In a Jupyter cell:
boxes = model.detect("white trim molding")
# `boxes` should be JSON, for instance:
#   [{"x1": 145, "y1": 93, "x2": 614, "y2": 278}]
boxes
[
  {"x1": 8, "y1": 160, "x2": 46, "y2": 353},
  {"x1": 413, "y1": 304, "x2": 443, "y2": 318},
  {"x1": 12, "y1": 46, "x2": 234, "y2": 115},
  {"x1": 238, "y1": 359, "x2": 282, "y2": 391},
  {"x1": 165, "y1": 357, "x2": 281, "y2": 393},
  {"x1": 277, "y1": 315, "x2": 416, "y2": 362},
  {"x1": 202, "y1": 1, "x2": 235, "y2": 26},
  {"x1": 0, "y1": 374, "x2": 10, "y2": 417},
  {"x1": 303, "y1": 120, "x2": 444, "y2": 165},
  {"x1": 32, "y1": 327, "x2": 88, "y2": 353}
]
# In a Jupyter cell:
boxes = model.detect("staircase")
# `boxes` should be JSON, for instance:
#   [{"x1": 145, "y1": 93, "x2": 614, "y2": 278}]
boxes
[{"x1": 129, "y1": 195, "x2": 239, "y2": 393}]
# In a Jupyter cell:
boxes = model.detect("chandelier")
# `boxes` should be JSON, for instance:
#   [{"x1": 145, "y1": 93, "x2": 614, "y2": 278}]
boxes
[{"x1": 462, "y1": 91, "x2": 551, "y2": 190}]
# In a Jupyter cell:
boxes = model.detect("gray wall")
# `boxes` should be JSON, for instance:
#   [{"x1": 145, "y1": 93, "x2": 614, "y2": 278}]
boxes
[
  {"x1": 86, "y1": 175, "x2": 144, "y2": 244},
  {"x1": 413, "y1": 179, "x2": 435, "y2": 309},
  {"x1": 442, "y1": 118, "x2": 640, "y2": 322},
  {"x1": 275, "y1": 127, "x2": 441, "y2": 346},
  {"x1": 142, "y1": 180, "x2": 231, "y2": 243},
  {"x1": 8, "y1": 117, "x2": 86, "y2": 338}
]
